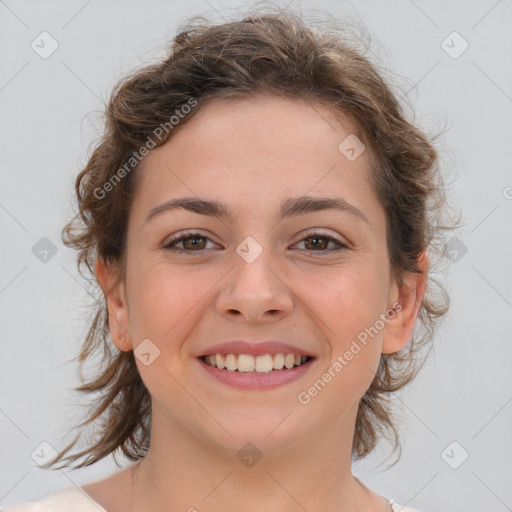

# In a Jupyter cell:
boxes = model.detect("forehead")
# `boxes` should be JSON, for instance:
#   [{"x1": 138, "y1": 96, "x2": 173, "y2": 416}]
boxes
[{"x1": 131, "y1": 95, "x2": 384, "y2": 228}]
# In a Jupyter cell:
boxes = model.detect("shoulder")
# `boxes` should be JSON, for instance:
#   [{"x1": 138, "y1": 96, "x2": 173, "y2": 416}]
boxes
[
  {"x1": 390, "y1": 500, "x2": 425, "y2": 512},
  {"x1": 0, "y1": 486, "x2": 107, "y2": 512}
]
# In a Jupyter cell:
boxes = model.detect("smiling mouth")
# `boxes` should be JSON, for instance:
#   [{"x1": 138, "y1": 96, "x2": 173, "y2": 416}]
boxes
[{"x1": 200, "y1": 353, "x2": 313, "y2": 373}]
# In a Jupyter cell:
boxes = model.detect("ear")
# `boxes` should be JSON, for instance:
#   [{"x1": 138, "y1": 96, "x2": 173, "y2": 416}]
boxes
[
  {"x1": 381, "y1": 251, "x2": 428, "y2": 354},
  {"x1": 95, "y1": 257, "x2": 133, "y2": 352}
]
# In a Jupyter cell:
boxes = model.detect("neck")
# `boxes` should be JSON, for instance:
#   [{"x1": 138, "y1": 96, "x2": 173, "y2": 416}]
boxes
[{"x1": 129, "y1": 402, "x2": 391, "y2": 512}]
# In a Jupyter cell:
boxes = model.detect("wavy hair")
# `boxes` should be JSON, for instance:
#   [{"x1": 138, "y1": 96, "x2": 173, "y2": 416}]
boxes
[{"x1": 43, "y1": 6, "x2": 459, "y2": 470}]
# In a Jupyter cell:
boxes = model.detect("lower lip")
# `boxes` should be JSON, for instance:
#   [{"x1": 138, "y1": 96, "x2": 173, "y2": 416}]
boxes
[{"x1": 197, "y1": 357, "x2": 315, "y2": 390}]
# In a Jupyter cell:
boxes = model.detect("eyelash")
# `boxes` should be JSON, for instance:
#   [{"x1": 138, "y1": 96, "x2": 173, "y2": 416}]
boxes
[{"x1": 162, "y1": 229, "x2": 349, "y2": 256}]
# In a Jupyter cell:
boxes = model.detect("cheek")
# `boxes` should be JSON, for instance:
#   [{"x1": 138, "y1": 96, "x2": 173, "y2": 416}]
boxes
[
  {"x1": 126, "y1": 264, "x2": 208, "y2": 393},
  {"x1": 127, "y1": 261, "x2": 204, "y2": 344},
  {"x1": 300, "y1": 264, "x2": 386, "y2": 393},
  {"x1": 306, "y1": 262, "x2": 388, "y2": 333}
]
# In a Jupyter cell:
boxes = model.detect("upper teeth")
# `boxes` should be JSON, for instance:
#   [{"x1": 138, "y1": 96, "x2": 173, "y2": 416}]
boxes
[{"x1": 204, "y1": 353, "x2": 309, "y2": 373}]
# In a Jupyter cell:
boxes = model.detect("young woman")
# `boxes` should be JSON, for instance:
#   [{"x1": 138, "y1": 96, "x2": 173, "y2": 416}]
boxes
[{"x1": 2, "y1": 8, "x2": 455, "y2": 512}]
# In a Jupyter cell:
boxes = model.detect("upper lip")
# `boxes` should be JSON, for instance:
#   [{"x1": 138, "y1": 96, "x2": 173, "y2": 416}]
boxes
[{"x1": 196, "y1": 340, "x2": 315, "y2": 358}]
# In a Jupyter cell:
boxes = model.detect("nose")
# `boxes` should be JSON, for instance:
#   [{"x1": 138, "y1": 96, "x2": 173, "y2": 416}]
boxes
[{"x1": 216, "y1": 239, "x2": 294, "y2": 323}]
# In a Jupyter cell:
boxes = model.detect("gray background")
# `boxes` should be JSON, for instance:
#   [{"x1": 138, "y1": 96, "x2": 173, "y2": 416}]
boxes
[{"x1": 1, "y1": 1, "x2": 511, "y2": 511}]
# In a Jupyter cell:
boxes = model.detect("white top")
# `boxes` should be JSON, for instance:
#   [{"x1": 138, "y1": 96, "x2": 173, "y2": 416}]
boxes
[{"x1": 0, "y1": 486, "x2": 424, "y2": 512}]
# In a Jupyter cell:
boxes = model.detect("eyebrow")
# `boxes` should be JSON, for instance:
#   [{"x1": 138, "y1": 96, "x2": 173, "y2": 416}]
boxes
[{"x1": 145, "y1": 196, "x2": 369, "y2": 225}]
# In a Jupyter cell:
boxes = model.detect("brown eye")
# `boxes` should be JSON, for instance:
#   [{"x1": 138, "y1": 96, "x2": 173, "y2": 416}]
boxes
[
  {"x1": 181, "y1": 235, "x2": 207, "y2": 250},
  {"x1": 163, "y1": 230, "x2": 349, "y2": 256},
  {"x1": 304, "y1": 234, "x2": 329, "y2": 251},
  {"x1": 163, "y1": 232, "x2": 215, "y2": 255},
  {"x1": 294, "y1": 230, "x2": 348, "y2": 254}
]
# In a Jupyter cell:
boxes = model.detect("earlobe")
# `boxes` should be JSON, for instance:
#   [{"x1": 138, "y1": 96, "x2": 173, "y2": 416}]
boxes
[
  {"x1": 381, "y1": 251, "x2": 428, "y2": 355},
  {"x1": 94, "y1": 258, "x2": 133, "y2": 352}
]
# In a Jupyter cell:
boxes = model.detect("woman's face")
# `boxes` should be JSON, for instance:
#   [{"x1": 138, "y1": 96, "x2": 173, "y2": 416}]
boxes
[{"x1": 99, "y1": 95, "x2": 424, "y2": 454}]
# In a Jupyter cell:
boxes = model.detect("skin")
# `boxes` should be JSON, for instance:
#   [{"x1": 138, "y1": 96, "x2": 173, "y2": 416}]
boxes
[{"x1": 87, "y1": 94, "x2": 427, "y2": 512}]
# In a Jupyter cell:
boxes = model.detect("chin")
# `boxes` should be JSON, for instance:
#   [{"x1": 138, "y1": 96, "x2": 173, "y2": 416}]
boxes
[{"x1": 204, "y1": 412, "x2": 309, "y2": 454}]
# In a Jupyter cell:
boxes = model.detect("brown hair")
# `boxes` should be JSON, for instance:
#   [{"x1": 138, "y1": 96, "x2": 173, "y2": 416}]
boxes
[{"x1": 44, "y1": 7, "x2": 458, "y2": 470}]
